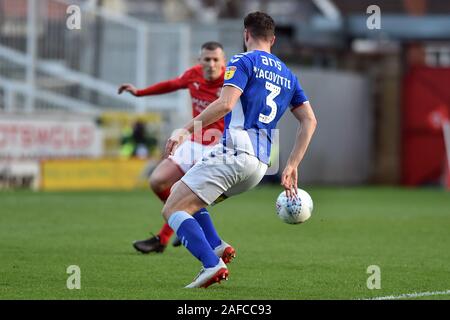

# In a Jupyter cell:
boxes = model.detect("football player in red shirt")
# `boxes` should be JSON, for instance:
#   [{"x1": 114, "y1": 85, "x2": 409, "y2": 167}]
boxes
[{"x1": 118, "y1": 42, "x2": 235, "y2": 262}]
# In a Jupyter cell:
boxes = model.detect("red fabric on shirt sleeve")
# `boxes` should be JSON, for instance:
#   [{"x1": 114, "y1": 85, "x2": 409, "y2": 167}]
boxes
[{"x1": 136, "y1": 70, "x2": 191, "y2": 96}]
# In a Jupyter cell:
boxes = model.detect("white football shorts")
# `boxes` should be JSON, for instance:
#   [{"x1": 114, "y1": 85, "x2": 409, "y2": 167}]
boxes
[
  {"x1": 169, "y1": 140, "x2": 215, "y2": 173},
  {"x1": 181, "y1": 144, "x2": 268, "y2": 205}
]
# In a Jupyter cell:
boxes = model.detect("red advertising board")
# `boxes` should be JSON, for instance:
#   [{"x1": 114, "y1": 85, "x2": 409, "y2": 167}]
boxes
[{"x1": 402, "y1": 67, "x2": 450, "y2": 185}]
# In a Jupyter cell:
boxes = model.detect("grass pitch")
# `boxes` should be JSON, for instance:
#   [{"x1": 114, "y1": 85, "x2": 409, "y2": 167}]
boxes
[{"x1": 1, "y1": 186, "x2": 450, "y2": 300}]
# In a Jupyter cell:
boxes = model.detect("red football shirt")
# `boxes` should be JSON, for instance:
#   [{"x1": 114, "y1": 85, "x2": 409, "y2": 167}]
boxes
[{"x1": 136, "y1": 65, "x2": 225, "y2": 146}]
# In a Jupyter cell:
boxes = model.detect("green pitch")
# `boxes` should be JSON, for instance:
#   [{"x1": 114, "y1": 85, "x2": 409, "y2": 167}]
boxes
[{"x1": 1, "y1": 186, "x2": 450, "y2": 300}]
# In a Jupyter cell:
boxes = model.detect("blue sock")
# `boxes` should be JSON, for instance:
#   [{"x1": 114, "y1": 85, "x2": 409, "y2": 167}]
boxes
[
  {"x1": 168, "y1": 211, "x2": 219, "y2": 268},
  {"x1": 193, "y1": 208, "x2": 222, "y2": 250}
]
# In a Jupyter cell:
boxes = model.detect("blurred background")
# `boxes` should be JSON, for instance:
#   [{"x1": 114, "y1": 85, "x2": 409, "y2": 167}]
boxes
[{"x1": 1, "y1": 0, "x2": 450, "y2": 191}]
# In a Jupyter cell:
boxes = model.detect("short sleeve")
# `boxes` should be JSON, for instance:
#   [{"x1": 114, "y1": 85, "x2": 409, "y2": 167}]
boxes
[
  {"x1": 223, "y1": 54, "x2": 251, "y2": 92},
  {"x1": 290, "y1": 76, "x2": 309, "y2": 109}
]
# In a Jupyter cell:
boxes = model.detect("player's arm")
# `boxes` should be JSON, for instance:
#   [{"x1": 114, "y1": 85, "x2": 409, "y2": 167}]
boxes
[
  {"x1": 164, "y1": 86, "x2": 241, "y2": 157},
  {"x1": 165, "y1": 55, "x2": 248, "y2": 157},
  {"x1": 186, "y1": 86, "x2": 239, "y2": 131},
  {"x1": 118, "y1": 72, "x2": 189, "y2": 97},
  {"x1": 281, "y1": 102, "x2": 317, "y2": 198}
]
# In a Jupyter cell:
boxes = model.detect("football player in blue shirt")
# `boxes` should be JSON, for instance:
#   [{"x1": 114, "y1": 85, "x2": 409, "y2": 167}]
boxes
[{"x1": 162, "y1": 12, "x2": 317, "y2": 288}]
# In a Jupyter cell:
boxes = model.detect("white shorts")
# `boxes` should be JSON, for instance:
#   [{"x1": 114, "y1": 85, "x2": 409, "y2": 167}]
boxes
[
  {"x1": 169, "y1": 140, "x2": 215, "y2": 173},
  {"x1": 181, "y1": 144, "x2": 268, "y2": 205}
]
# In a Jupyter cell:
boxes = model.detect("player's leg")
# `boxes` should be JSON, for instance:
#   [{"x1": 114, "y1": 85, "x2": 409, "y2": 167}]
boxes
[
  {"x1": 162, "y1": 145, "x2": 267, "y2": 287},
  {"x1": 149, "y1": 159, "x2": 185, "y2": 243},
  {"x1": 162, "y1": 141, "x2": 225, "y2": 249},
  {"x1": 132, "y1": 158, "x2": 185, "y2": 254},
  {"x1": 134, "y1": 140, "x2": 227, "y2": 255},
  {"x1": 162, "y1": 180, "x2": 228, "y2": 288},
  {"x1": 192, "y1": 208, "x2": 236, "y2": 263},
  {"x1": 187, "y1": 142, "x2": 234, "y2": 258},
  {"x1": 149, "y1": 159, "x2": 184, "y2": 201},
  {"x1": 188, "y1": 149, "x2": 266, "y2": 264}
]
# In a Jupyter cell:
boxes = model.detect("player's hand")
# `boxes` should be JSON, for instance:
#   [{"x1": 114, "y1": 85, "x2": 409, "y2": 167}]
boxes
[
  {"x1": 164, "y1": 128, "x2": 191, "y2": 158},
  {"x1": 281, "y1": 165, "x2": 298, "y2": 199},
  {"x1": 118, "y1": 84, "x2": 138, "y2": 96}
]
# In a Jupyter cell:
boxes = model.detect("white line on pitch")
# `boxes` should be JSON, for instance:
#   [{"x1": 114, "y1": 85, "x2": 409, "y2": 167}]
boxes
[{"x1": 360, "y1": 289, "x2": 450, "y2": 300}]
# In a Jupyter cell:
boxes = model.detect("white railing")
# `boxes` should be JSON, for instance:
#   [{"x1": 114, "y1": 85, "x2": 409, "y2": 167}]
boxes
[{"x1": 0, "y1": 0, "x2": 190, "y2": 114}]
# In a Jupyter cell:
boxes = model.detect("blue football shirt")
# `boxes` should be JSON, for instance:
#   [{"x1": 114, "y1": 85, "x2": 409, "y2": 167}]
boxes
[{"x1": 222, "y1": 50, "x2": 309, "y2": 164}]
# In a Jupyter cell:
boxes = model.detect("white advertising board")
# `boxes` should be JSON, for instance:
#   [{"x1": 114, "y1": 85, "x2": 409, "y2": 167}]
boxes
[{"x1": 0, "y1": 118, "x2": 102, "y2": 158}]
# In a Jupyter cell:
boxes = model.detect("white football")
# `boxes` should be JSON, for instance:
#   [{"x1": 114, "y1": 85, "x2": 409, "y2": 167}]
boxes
[{"x1": 275, "y1": 189, "x2": 314, "y2": 224}]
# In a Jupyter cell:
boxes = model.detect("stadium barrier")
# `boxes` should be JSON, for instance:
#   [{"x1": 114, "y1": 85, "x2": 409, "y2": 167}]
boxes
[
  {"x1": 40, "y1": 158, "x2": 155, "y2": 191},
  {"x1": 0, "y1": 160, "x2": 40, "y2": 190}
]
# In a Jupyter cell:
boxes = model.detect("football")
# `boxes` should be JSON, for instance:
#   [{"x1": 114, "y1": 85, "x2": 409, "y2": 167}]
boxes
[{"x1": 276, "y1": 189, "x2": 314, "y2": 224}]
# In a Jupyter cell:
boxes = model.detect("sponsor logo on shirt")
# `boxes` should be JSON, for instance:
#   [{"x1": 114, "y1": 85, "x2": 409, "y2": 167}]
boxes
[
  {"x1": 192, "y1": 97, "x2": 211, "y2": 112},
  {"x1": 224, "y1": 66, "x2": 237, "y2": 80}
]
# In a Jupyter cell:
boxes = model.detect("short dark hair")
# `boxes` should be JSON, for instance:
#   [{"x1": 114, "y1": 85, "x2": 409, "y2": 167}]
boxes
[
  {"x1": 244, "y1": 12, "x2": 275, "y2": 41},
  {"x1": 201, "y1": 41, "x2": 223, "y2": 51}
]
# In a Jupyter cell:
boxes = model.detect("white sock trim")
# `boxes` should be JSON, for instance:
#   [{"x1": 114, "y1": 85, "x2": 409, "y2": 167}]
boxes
[
  {"x1": 168, "y1": 211, "x2": 194, "y2": 233},
  {"x1": 213, "y1": 240, "x2": 225, "y2": 252}
]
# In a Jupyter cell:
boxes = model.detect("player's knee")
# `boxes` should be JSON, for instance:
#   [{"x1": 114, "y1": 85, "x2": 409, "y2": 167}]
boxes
[
  {"x1": 149, "y1": 173, "x2": 168, "y2": 193},
  {"x1": 169, "y1": 180, "x2": 181, "y2": 193},
  {"x1": 161, "y1": 204, "x2": 173, "y2": 222}
]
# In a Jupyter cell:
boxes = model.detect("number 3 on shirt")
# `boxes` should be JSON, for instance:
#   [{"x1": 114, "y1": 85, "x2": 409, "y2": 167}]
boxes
[{"x1": 259, "y1": 82, "x2": 281, "y2": 124}]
